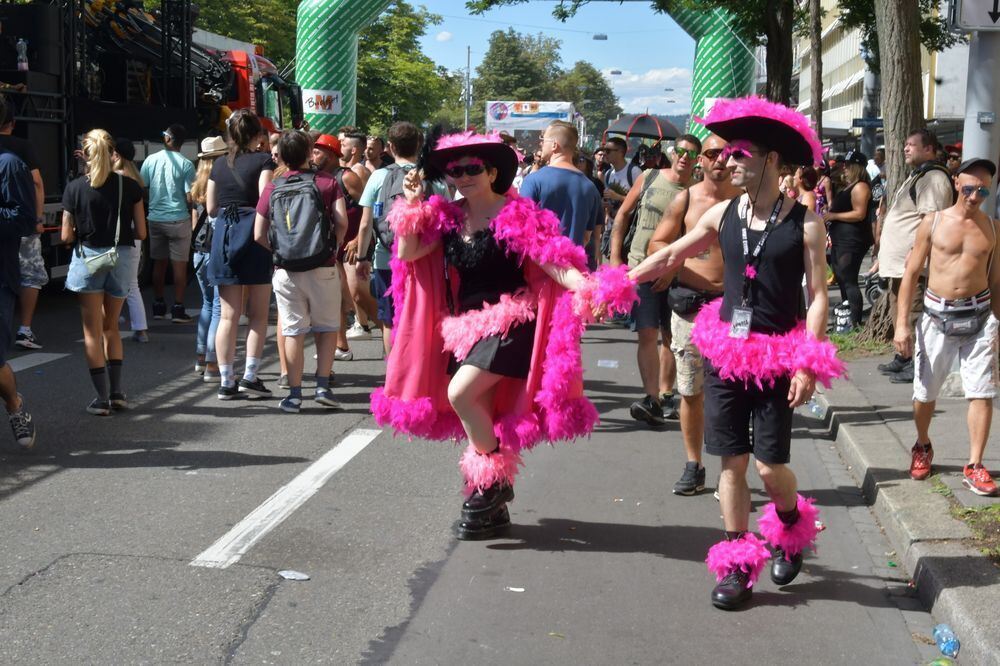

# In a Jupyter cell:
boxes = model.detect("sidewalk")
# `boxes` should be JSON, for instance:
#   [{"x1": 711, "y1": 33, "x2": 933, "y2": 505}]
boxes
[{"x1": 817, "y1": 354, "x2": 1000, "y2": 666}]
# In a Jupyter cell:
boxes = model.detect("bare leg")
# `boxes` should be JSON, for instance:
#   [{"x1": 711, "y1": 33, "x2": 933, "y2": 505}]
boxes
[
  {"x1": 719, "y1": 453, "x2": 751, "y2": 532},
  {"x1": 276, "y1": 315, "x2": 288, "y2": 377},
  {"x1": 78, "y1": 292, "x2": 108, "y2": 368},
  {"x1": 0, "y1": 364, "x2": 20, "y2": 412},
  {"x1": 18, "y1": 286, "x2": 39, "y2": 328},
  {"x1": 659, "y1": 329, "x2": 676, "y2": 395},
  {"x1": 636, "y1": 327, "x2": 660, "y2": 398},
  {"x1": 968, "y1": 398, "x2": 993, "y2": 465},
  {"x1": 101, "y1": 294, "x2": 125, "y2": 362},
  {"x1": 347, "y1": 263, "x2": 379, "y2": 324},
  {"x1": 755, "y1": 461, "x2": 798, "y2": 513},
  {"x1": 283, "y1": 334, "x2": 304, "y2": 387},
  {"x1": 448, "y1": 365, "x2": 504, "y2": 453},
  {"x1": 680, "y1": 393, "x2": 704, "y2": 464},
  {"x1": 243, "y1": 284, "x2": 271, "y2": 360},
  {"x1": 382, "y1": 326, "x2": 392, "y2": 356},
  {"x1": 914, "y1": 399, "x2": 935, "y2": 445},
  {"x1": 314, "y1": 331, "x2": 337, "y2": 379},
  {"x1": 215, "y1": 285, "x2": 243, "y2": 367}
]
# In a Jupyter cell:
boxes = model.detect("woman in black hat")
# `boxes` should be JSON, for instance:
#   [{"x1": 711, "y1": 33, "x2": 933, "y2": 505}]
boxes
[{"x1": 825, "y1": 150, "x2": 873, "y2": 330}]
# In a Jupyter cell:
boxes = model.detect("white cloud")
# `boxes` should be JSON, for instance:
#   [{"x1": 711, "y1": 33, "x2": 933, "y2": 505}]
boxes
[
  {"x1": 602, "y1": 67, "x2": 693, "y2": 115},
  {"x1": 435, "y1": 31, "x2": 453, "y2": 42}
]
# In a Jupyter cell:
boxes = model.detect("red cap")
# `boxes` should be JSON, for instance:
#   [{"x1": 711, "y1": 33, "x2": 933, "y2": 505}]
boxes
[{"x1": 314, "y1": 134, "x2": 341, "y2": 157}]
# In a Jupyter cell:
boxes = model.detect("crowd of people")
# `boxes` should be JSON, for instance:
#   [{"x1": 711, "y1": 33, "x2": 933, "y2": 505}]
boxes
[{"x1": 0, "y1": 89, "x2": 998, "y2": 611}]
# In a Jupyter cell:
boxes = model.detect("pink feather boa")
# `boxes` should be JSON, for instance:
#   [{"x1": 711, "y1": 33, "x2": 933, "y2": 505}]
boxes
[
  {"x1": 441, "y1": 290, "x2": 537, "y2": 362},
  {"x1": 691, "y1": 299, "x2": 845, "y2": 388},
  {"x1": 491, "y1": 194, "x2": 589, "y2": 272},
  {"x1": 459, "y1": 443, "x2": 523, "y2": 496},
  {"x1": 574, "y1": 264, "x2": 638, "y2": 321},
  {"x1": 370, "y1": 389, "x2": 465, "y2": 441},
  {"x1": 695, "y1": 95, "x2": 823, "y2": 166},
  {"x1": 436, "y1": 130, "x2": 505, "y2": 150},
  {"x1": 387, "y1": 195, "x2": 463, "y2": 243},
  {"x1": 757, "y1": 494, "x2": 820, "y2": 557},
  {"x1": 705, "y1": 533, "x2": 771, "y2": 588}
]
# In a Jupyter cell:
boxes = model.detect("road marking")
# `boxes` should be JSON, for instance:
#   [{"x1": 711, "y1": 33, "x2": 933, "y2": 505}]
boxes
[
  {"x1": 190, "y1": 428, "x2": 382, "y2": 569},
  {"x1": 8, "y1": 353, "x2": 69, "y2": 373}
]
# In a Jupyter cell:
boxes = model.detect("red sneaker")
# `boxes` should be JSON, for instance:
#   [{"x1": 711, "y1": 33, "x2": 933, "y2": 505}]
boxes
[
  {"x1": 909, "y1": 443, "x2": 933, "y2": 480},
  {"x1": 963, "y1": 464, "x2": 999, "y2": 497}
]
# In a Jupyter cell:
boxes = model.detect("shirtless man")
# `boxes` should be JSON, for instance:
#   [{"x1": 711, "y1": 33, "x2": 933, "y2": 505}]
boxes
[
  {"x1": 645, "y1": 135, "x2": 743, "y2": 495},
  {"x1": 894, "y1": 158, "x2": 1000, "y2": 496}
]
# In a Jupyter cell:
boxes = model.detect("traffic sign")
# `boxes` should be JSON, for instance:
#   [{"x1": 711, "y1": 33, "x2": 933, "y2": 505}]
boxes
[
  {"x1": 852, "y1": 118, "x2": 884, "y2": 129},
  {"x1": 954, "y1": 0, "x2": 1000, "y2": 31}
]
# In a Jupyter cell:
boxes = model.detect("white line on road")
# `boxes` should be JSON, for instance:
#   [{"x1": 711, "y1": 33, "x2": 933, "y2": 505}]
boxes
[
  {"x1": 8, "y1": 353, "x2": 69, "y2": 373},
  {"x1": 190, "y1": 428, "x2": 382, "y2": 569}
]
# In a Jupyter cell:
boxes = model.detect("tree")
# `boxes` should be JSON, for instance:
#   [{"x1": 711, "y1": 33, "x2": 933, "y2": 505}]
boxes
[
  {"x1": 809, "y1": 0, "x2": 822, "y2": 140},
  {"x1": 355, "y1": 2, "x2": 451, "y2": 134},
  {"x1": 467, "y1": 0, "x2": 804, "y2": 105},
  {"x1": 552, "y1": 61, "x2": 622, "y2": 140},
  {"x1": 472, "y1": 28, "x2": 563, "y2": 125}
]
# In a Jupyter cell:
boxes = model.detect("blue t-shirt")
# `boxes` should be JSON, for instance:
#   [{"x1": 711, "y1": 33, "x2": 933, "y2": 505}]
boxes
[
  {"x1": 519, "y1": 166, "x2": 602, "y2": 246},
  {"x1": 140, "y1": 149, "x2": 195, "y2": 222}
]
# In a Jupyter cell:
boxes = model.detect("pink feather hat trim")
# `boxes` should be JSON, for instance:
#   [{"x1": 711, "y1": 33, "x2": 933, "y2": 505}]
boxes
[
  {"x1": 706, "y1": 533, "x2": 771, "y2": 587},
  {"x1": 695, "y1": 95, "x2": 823, "y2": 166},
  {"x1": 757, "y1": 494, "x2": 821, "y2": 557},
  {"x1": 436, "y1": 130, "x2": 505, "y2": 150},
  {"x1": 459, "y1": 443, "x2": 523, "y2": 496}
]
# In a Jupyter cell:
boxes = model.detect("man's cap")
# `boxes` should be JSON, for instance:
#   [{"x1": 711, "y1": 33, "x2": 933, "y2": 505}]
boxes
[
  {"x1": 314, "y1": 134, "x2": 342, "y2": 157},
  {"x1": 945, "y1": 142, "x2": 963, "y2": 155},
  {"x1": 956, "y1": 157, "x2": 996, "y2": 178}
]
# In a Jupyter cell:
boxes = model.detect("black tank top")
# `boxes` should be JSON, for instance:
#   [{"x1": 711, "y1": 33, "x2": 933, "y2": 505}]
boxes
[
  {"x1": 443, "y1": 228, "x2": 527, "y2": 313},
  {"x1": 719, "y1": 197, "x2": 807, "y2": 335},
  {"x1": 828, "y1": 182, "x2": 874, "y2": 247}
]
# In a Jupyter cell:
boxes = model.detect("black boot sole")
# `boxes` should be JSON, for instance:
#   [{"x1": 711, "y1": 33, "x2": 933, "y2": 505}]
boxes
[
  {"x1": 456, "y1": 506, "x2": 511, "y2": 541},
  {"x1": 711, "y1": 589, "x2": 752, "y2": 611},
  {"x1": 462, "y1": 485, "x2": 515, "y2": 518},
  {"x1": 672, "y1": 483, "x2": 705, "y2": 496}
]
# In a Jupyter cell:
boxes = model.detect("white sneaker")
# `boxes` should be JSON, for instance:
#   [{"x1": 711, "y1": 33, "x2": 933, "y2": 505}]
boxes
[
  {"x1": 334, "y1": 347, "x2": 353, "y2": 361},
  {"x1": 345, "y1": 322, "x2": 371, "y2": 340}
]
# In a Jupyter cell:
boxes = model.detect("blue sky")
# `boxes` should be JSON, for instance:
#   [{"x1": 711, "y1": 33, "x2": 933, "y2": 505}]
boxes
[{"x1": 416, "y1": 1, "x2": 696, "y2": 115}]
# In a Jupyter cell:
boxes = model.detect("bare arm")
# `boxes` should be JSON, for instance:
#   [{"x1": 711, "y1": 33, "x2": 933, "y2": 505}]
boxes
[
  {"x1": 333, "y1": 196, "x2": 348, "y2": 248},
  {"x1": 609, "y1": 172, "x2": 645, "y2": 267},
  {"x1": 893, "y1": 214, "x2": 933, "y2": 358},
  {"x1": 258, "y1": 169, "x2": 274, "y2": 196},
  {"x1": 342, "y1": 169, "x2": 365, "y2": 202},
  {"x1": 991, "y1": 219, "x2": 1000, "y2": 320},
  {"x1": 207, "y1": 180, "x2": 218, "y2": 217},
  {"x1": 628, "y1": 199, "x2": 726, "y2": 285},
  {"x1": 540, "y1": 262, "x2": 586, "y2": 291},
  {"x1": 825, "y1": 182, "x2": 870, "y2": 223},
  {"x1": 787, "y1": 209, "x2": 830, "y2": 407},
  {"x1": 60, "y1": 210, "x2": 74, "y2": 244},
  {"x1": 253, "y1": 212, "x2": 270, "y2": 250},
  {"x1": 30, "y1": 168, "x2": 43, "y2": 220},
  {"x1": 132, "y1": 201, "x2": 147, "y2": 241}
]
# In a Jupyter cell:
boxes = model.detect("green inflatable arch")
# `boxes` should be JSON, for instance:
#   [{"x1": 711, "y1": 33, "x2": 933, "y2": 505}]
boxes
[{"x1": 295, "y1": 2, "x2": 754, "y2": 137}]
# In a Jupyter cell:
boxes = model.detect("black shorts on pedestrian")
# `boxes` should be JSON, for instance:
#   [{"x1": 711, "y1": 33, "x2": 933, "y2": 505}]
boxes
[
  {"x1": 0, "y1": 286, "x2": 13, "y2": 367},
  {"x1": 447, "y1": 319, "x2": 536, "y2": 379},
  {"x1": 371, "y1": 268, "x2": 395, "y2": 325},
  {"x1": 631, "y1": 281, "x2": 671, "y2": 332},
  {"x1": 703, "y1": 360, "x2": 794, "y2": 465}
]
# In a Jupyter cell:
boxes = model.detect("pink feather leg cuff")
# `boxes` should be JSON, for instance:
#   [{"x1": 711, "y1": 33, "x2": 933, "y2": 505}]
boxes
[
  {"x1": 705, "y1": 533, "x2": 771, "y2": 587},
  {"x1": 757, "y1": 494, "x2": 821, "y2": 557},
  {"x1": 459, "y1": 443, "x2": 523, "y2": 496}
]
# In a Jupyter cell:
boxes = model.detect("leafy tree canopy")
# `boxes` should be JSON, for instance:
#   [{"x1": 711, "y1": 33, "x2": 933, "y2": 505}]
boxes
[{"x1": 838, "y1": 0, "x2": 963, "y2": 73}]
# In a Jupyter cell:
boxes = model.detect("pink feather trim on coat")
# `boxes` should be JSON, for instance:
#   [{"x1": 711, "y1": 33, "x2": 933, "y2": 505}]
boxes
[
  {"x1": 370, "y1": 388, "x2": 465, "y2": 441},
  {"x1": 491, "y1": 195, "x2": 590, "y2": 272},
  {"x1": 705, "y1": 533, "x2": 771, "y2": 587},
  {"x1": 459, "y1": 443, "x2": 523, "y2": 495},
  {"x1": 691, "y1": 299, "x2": 845, "y2": 388},
  {"x1": 695, "y1": 95, "x2": 823, "y2": 166},
  {"x1": 387, "y1": 195, "x2": 463, "y2": 242},
  {"x1": 757, "y1": 494, "x2": 820, "y2": 557},
  {"x1": 441, "y1": 290, "x2": 538, "y2": 362}
]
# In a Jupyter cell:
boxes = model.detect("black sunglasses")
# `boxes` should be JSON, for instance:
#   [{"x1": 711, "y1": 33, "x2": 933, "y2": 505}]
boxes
[{"x1": 445, "y1": 163, "x2": 486, "y2": 178}]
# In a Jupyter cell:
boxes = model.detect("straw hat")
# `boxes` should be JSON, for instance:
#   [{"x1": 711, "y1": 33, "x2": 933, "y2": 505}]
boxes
[{"x1": 198, "y1": 135, "x2": 227, "y2": 159}]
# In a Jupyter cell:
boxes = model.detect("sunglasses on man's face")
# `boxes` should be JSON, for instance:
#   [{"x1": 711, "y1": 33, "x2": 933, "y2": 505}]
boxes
[
  {"x1": 701, "y1": 148, "x2": 724, "y2": 161},
  {"x1": 959, "y1": 185, "x2": 990, "y2": 199},
  {"x1": 674, "y1": 147, "x2": 698, "y2": 160},
  {"x1": 445, "y1": 163, "x2": 487, "y2": 178},
  {"x1": 720, "y1": 145, "x2": 756, "y2": 161}
]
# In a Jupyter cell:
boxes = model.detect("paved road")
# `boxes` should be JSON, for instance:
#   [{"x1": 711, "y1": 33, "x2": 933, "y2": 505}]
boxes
[{"x1": 0, "y1": 286, "x2": 942, "y2": 664}]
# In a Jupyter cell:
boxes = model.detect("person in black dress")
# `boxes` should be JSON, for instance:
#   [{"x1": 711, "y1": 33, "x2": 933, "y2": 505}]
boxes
[{"x1": 824, "y1": 150, "x2": 873, "y2": 329}]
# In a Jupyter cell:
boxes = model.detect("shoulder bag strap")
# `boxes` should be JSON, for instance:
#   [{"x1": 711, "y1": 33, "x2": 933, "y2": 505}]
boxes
[{"x1": 114, "y1": 174, "x2": 122, "y2": 247}]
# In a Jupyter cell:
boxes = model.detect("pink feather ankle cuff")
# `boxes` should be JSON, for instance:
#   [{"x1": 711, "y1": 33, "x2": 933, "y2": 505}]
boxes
[
  {"x1": 459, "y1": 443, "x2": 523, "y2": 496},
  {"x1": 705, "y1": 533, "x2": 771, "y2": 587},
  {"x1": 757, "y1": 494, "x2": 821, "y2": 556}
]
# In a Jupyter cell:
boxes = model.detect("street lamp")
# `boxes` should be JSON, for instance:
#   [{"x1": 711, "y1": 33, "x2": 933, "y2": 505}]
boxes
[{"x1": 610, "y1": 69, "x2": 622, "y2": 76}]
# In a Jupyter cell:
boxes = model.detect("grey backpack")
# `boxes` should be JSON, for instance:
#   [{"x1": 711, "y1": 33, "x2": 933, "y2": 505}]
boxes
[{"x1": 268, "y1": 172, "x2": 335, "y2": 272}]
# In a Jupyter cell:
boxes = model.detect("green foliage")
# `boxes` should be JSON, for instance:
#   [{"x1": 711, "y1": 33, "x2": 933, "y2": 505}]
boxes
[
  {"x1": 553, "y1": 60, "x2": 622, "y2": 139},
  {"x1": 473, "y1": 28, "x2": 563, "y2": 124},
  {"x1": 356, "y1": 2, "x2": 450, "y2": 134},
  {"x1": 839, "y1": 0, "x2": 964, "y2": 72}
]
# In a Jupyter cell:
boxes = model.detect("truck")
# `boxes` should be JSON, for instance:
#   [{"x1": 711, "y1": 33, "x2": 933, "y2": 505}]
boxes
[{"x1": 0, "y1": 0, "x2": 304, "y2": 279}]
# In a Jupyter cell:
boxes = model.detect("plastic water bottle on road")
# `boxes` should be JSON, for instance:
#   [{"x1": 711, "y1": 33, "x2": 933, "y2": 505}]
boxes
[
  {"x1": 932, "y1": 623, "x2": 960, "y2": 658},
  {"x1": 804, "y1": 397, "x2": 825, "y2": 419}
]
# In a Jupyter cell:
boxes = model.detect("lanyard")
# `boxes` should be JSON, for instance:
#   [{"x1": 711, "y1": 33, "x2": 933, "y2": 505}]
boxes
[{"x1": 740, "y1": 195, "x2": 784, "y2": 305}]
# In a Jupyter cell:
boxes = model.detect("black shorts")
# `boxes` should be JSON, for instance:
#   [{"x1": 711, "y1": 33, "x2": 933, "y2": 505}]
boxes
[
  {"x1": 631, "y1": 281, "x2": 671, "y2": 332},
  {"x1": 447, "y1": 319, "x2": 536, "y2": 379},
  {"x1": 703, "y1": 361, "x2": 794, "y2": 465},
  {"x1": 370, "y1": 268, "x2": 395, "y2": 325}
]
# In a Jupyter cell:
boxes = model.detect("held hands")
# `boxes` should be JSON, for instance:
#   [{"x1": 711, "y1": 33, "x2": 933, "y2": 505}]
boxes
[
  {"x1": 893, "y1": 324, "x2": 913, "y2": 359},
  {"x1": 343, "y1": 238, "x2": 359, "y2": 264},
  {"x1": 403, "y1": 168, "x2": 423, "y2": 203},
  {"x1": 787, "y1": 369, "x2": 816, "y2": 408}
]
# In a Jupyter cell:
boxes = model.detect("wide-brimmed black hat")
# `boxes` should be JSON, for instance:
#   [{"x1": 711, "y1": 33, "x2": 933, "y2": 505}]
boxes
[
  {"x1": 696, "y1": 96, "x2": 822, "y2": 166},
  {"x1": 429, "y1": 132, "x2": 519, "y2": 194}
]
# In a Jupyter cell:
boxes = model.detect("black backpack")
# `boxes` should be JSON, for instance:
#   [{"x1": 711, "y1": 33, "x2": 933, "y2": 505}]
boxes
[
  {"x1": 372, "y1": 163, "x2": 411, "y2": 250},
  {"x1": 908, "y1": 162, "x2": 956, "y2": 206},
  {"x1": 267, "y1": 172, "x2": 335, "y2": 272}
]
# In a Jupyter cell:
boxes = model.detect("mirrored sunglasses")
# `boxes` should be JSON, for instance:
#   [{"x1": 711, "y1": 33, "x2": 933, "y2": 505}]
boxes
[{"x1": 959, "y1": 185, "x2": 990, "y2": 199}]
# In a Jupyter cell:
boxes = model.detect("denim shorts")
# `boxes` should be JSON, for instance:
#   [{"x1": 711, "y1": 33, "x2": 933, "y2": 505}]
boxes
[
  {"x1": 65, "y1": 244, "x2": 137, "y2": 299},
  {"x1": 370, "y1": 268, "x2": 394, "y2": 325}
]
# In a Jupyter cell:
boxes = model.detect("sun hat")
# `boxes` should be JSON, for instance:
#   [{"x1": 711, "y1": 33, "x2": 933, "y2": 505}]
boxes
[
  {"x1": 428, "y1": 131, "x2": 518, "y2": 194},
  {"x1": 197, "y1": 135, "x2": 227, "y2": 159},
  {"x1": 696, "y1": 96, "x2": 823, "y2": 166},
  {"x1": 314, "y1": 134, "x2": 342, "y2": 158}
]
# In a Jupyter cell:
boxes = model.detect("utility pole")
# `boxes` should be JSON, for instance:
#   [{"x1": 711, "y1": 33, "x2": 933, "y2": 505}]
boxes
[
  {"x1": 961, "y1": 30, "x2": 1000, "y2": 212},
  {"x1": 464, "y1": 45, "x2": 471, "y2": 130}
]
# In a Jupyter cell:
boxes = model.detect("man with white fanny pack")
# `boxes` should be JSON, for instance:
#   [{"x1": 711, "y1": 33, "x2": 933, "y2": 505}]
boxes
[{"x1": 894, "y1": 158, "x2": 1000, "y2": 496}]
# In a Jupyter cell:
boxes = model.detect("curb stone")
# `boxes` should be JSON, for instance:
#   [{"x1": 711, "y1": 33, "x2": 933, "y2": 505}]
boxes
[{"x1": 816, "y1": 380, "x2": 1000, "y2": 666}]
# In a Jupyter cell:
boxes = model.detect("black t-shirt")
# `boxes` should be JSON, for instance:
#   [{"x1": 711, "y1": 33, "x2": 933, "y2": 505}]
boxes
[
  {"x1": 62, "y1": 174, "x2": 143, "y2": 247},
  {"x1": 0, "y1": 134, "x2": 39, "y2": 171},
  {"x1": 210, "y1": 152, "x2": 275, "y2": 208}
]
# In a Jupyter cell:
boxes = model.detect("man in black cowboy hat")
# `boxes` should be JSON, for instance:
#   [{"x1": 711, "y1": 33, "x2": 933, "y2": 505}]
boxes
[{"x1": 631, "y1": 97, "x2": 839, "y2": 610}]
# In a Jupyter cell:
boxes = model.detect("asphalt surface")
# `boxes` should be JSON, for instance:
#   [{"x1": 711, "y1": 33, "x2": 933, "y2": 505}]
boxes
[{"x1": 0, "y1": 284, "x2": 943, "y2": 664}]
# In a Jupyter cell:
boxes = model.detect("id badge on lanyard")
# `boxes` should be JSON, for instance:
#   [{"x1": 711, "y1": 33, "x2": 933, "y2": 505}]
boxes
[
  {"x1": 729, "y1": 196, "x2": 784, "y2": 339},
  {"x1": 729, "y1": 306, "x2": 753, "y2": 339}
]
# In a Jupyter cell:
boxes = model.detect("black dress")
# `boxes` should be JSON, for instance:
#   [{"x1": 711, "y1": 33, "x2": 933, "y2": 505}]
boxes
[{"x1": 444, "y1": 227, "x2": 536, "y2": 378}]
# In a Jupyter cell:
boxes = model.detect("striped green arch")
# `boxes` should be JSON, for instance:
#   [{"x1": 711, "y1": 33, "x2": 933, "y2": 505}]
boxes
[{"x1": 295, "y1": 3, "x2": 753, "y2": 136}]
